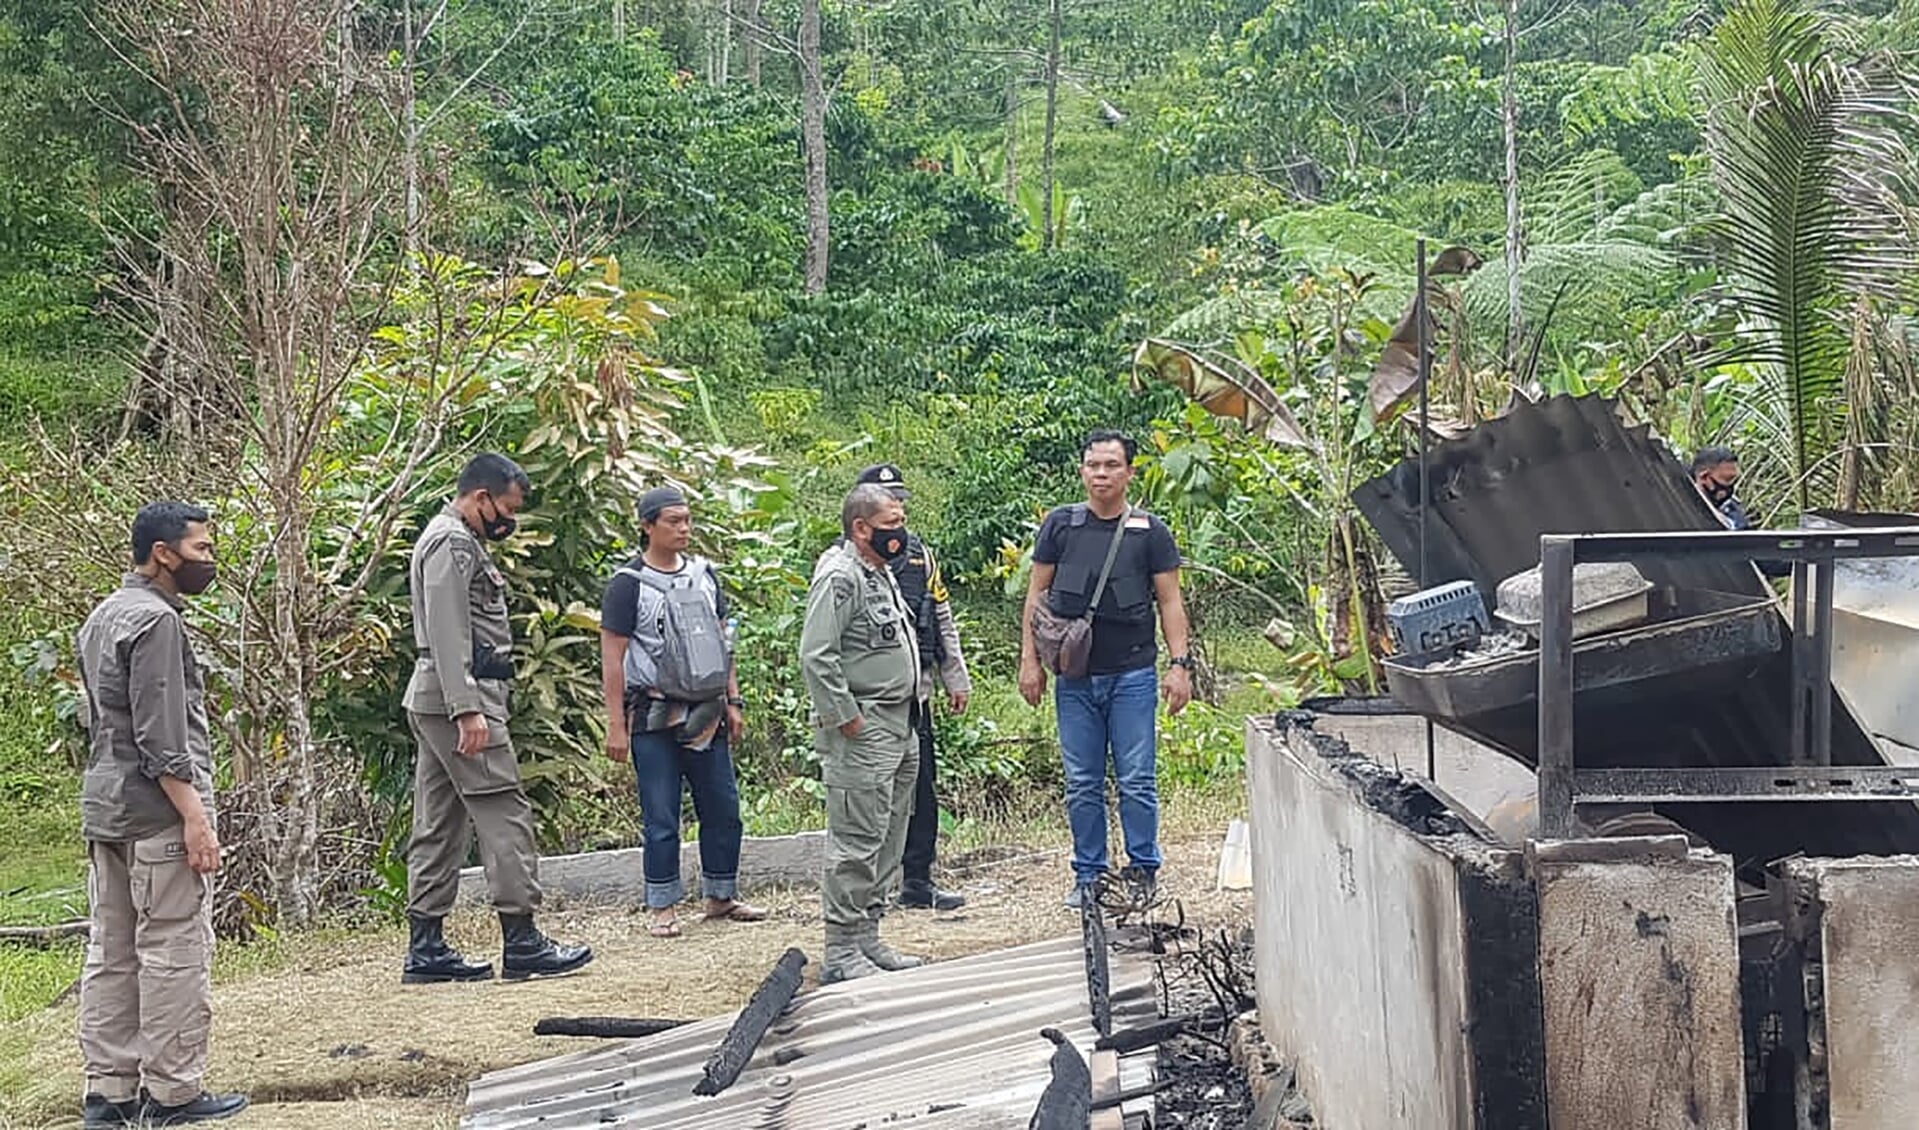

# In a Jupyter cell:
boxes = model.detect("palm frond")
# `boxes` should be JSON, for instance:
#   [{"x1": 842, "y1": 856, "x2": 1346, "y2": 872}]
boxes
[
  {"x1": 1462, "y1": 242, "x2": 1681, "y2": 354},
  {"x1": 1526, "y1": 150, "x2": 1648, "y2": 247},
  {"x1": 1560, "y1": 47, "x2": 1702, "y2": 143},
  {"x1": 1696, "y1": 0, "x2": 1919, "y2": 508},
  {"x1": 1163, "y1": 290, "x2": 1305, "y2": 347}
]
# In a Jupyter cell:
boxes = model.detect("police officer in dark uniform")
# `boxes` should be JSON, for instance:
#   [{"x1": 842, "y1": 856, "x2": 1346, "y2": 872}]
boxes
[{"x1": 853, "y1": 464, "x2": 971, "y2": 911}]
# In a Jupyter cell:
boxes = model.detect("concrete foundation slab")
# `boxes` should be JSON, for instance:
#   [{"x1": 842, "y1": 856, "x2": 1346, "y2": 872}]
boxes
[
  {"x1": 1784, "y1": 856, "x2": 1919, "y2": 1130},
  {"x1": 1247, "y1": 715, "x2": 1545, "y2": 1128},
  {"x1": 1531, "y1": 844, "x2": 1745, "y2": 1129},
  {"x1": 455, "y1": 831, "x2": 827, "y2": 905},
  {"x1": 1301, "y1": 701, "x2": 1538, "y2": 824}
]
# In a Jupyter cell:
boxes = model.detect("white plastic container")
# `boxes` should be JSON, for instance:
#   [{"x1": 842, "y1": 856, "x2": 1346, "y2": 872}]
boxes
[{"x1": 1216, "y1": 819, "x2": 1252, "y2": 890}]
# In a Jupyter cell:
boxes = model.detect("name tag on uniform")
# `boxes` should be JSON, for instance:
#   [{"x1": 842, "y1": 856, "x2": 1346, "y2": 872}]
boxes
[{"x1": 1125, "y1": 514, "x2": 1151, "y2": 530}]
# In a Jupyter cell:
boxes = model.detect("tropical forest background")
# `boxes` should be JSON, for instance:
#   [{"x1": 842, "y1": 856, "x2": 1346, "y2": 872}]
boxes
[{"x1": 4, "y1": 0, "x2": 1919, "y2": 1015}]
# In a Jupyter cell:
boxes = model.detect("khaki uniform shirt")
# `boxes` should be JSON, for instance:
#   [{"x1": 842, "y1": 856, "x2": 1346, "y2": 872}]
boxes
[
  {"x1": 799, "y1": 540, "x2": 921, "y2": 729},
  {"x1": 76, "y1": 574, "x2": 216, "y2": 842},
  {"x1": 403, "y1": 505, "x2": 514, "y2": 721}
]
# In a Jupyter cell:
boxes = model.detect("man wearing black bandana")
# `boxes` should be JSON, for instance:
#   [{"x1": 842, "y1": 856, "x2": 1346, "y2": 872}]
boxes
[
  {"x1": 799, "y1": 483, "x2": 926, "y2": 982},
  {"x1": 400, "y1": 452, "x2": 592, "y2": 985}
]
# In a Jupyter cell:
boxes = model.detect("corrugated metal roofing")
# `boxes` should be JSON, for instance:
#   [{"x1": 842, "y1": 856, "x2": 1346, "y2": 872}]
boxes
[
  {"x1": 463, "y1": 935, "x2": 1160, "y2": 1129},
  {"x1": 1351, "y1": 394, "x2": 1919, "y2": 867},
  {"x1": 1354, "y1": 394, "x2": 1763, "y2": 605}
]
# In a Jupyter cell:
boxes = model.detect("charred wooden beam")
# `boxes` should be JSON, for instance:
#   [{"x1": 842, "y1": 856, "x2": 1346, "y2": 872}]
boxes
[
  {"x1": 1094, "y1": 1010, "x2": 1228, "y2": 1054},
  {"x1": 533, "y1": 1017, "x2": 687, "y2": 1039},
  {"x1": 1028, "y1": 1027, "x2": 1092, "y2": 1130},
  {"x1": 1081, "y1": 889, "x2": 1112, "y2": 1037},
  {"x1": 692, "y1": 947, "x2": 807, "y2": 1097}
]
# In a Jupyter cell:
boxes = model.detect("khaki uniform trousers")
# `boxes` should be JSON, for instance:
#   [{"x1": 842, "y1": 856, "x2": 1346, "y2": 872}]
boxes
[
  {"x1": 405, "y1": 712, "x2": 542, "y2": 918},
  {"x1": 79, "y1": 832, "x2": 214, "y2": 1106},
  {"x1": 820, "y1": 699, "x2": 920, "y2": 927}
]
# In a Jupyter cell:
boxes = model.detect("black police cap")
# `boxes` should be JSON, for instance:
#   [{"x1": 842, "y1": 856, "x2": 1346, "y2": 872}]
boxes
[{"x1": 854, "y1": 463, "x2": 911, "y2": 499}]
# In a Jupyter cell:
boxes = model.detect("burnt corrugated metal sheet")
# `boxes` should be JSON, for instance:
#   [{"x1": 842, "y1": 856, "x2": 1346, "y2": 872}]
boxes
[
  {"x1": 1355, "y1": 394, "x2": 1763, "y2": 605},
  {"x1": 462, "y1": 936, "x2": 1158, "y2": 1129},
  {"x1": 1352, "y1": 395, "x2": 1919, "y2": 867}
]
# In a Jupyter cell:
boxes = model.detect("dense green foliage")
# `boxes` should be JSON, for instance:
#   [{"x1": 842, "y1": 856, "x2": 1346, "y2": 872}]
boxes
[{"x1": 4, "y1": 0, "x2": 1919, "y2": 941}]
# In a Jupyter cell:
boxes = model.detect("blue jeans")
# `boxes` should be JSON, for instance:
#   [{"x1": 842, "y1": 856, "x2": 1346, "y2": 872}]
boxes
[
  {"x1": 632, "y1": 729, "x2": 745, "y2": 909},
  {"x1": 1056, "y1": 664, "x2": 1162, "y2": 883}
]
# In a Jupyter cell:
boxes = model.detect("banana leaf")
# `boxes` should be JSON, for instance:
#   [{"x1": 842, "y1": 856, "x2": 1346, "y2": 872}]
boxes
[
  {"x1": 1130, "y1": 338, "x2": 1313, "y2": 449},
  {"x1": 1367, "y1": 245, "x2": 1483, "y2": 422}
]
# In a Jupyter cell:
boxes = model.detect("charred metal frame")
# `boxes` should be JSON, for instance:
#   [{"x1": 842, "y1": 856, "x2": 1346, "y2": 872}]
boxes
[{"x1": 1537, "y1": 527, "x2": 1919, "y2": 837}]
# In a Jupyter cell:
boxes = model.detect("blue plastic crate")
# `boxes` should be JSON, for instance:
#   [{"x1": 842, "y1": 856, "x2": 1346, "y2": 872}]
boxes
[{"x1": 1387, "y1": 580, "x2": 1490, "y2": 655}]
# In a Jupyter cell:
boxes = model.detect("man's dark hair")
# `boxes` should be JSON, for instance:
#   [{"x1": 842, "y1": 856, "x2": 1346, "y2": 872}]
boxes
[
  {"x1": 1082, "y1": 428, "x2": 1138, "y2": 464},
  {"x1": 131, "y1": 501, "x2": 211, "y2": 566},
  {"x1": 457, "y1": 452, "x2": 531, "y2": 498},
  {"x1": 1691, "y1": 445, "x2": 1739, "y2": 475}
]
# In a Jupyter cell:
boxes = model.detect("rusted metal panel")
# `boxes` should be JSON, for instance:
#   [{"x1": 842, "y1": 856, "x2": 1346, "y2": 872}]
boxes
[{"x1": 462, "y1": 936, "x2": 1158, "y2": 1129}]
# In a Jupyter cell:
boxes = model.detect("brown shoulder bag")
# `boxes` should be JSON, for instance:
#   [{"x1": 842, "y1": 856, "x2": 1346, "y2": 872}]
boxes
[{"x1": 1031, "y1": 506, "x2": 1134, "y2": 680}]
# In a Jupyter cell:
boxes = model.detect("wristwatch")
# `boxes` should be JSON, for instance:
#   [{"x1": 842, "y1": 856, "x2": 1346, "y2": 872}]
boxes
[
  {"x1": 1168, "y1": 655, "x2": 1196, "y2": 671},
  {"x1": 726, "y1": 696, "x2": 746, "y2": 707}
]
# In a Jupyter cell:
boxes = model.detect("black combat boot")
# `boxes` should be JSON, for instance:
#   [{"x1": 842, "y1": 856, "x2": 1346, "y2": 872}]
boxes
[
  {"x1": 401, "y1": 914, "x2": 494, "y2": 984},
  {"x1": 897, "y1": 878, "x2": 966, "y2": 911},
  {"x1": 138, "y1": 1090, "x2": 249, "y2": 1125},
  {"x1": 81, "y1": 1093, "x2": 140, "y2": 1128},
  {"x1": 499, "y1": 913, "x2": 594, "y2": 980}
]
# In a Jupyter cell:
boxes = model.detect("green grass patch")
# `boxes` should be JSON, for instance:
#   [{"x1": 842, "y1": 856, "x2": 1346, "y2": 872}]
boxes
[
  {"x1": 1207, "y1": 628, "x2": 1290, "y2": 680},
  {"x1": 0, "y1": 940, "x2": 82, "y2": 1024},
  {"x1": 0, "y1": 800, "x2": 85, "y2": 929}
]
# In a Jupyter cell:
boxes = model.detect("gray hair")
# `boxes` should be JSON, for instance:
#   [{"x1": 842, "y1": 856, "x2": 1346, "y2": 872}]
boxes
[{"x1": 841, "y1": 483, "x2": 895, "y2": 538}]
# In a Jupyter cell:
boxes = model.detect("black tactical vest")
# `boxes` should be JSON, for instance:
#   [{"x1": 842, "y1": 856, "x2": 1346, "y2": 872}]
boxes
[
  {"x1": 889, "y1": 534, "x2": 944, "y2": 666},
  {"x1": 1043, "y1": 505, "x2": 1157, "y2": 625}
]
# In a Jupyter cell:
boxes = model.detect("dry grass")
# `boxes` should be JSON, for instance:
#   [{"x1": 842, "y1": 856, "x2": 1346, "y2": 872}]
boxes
[{"x1": 1, "y1": 787, "x2": 1251, "y2": 1130}]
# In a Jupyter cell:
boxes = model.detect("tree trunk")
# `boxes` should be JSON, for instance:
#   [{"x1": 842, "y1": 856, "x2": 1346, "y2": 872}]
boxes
[
  {"x1": 799, "y1": 0, "x2": 828, "y2": 294},
  {"x1": 1502, "y1": 0, "x2": 1525, "y2": 371},
  {"x1": 1004, "y1": 66, "x2": 1020, "y2": 206},
  {"x1": 613, "y1": 0, "x2": 625, "y2": 40},
  {"x1": 402, "y1": 0, "x2": 422, "y2": 259},
  {"x1": 741, "y1": 0, "x2": 762, "y2": 85},
  {"x1": 266, "y1": 476, "x2": 322, "y2": 925},
  {"x1": 1041, "y1": 0, "x2": 1061, "y2": 251}
]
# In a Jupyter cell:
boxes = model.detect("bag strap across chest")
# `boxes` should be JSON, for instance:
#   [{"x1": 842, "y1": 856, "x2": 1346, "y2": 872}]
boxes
[{"x1": 1082, "y1": 506, "x2": 1135, "y2": 614}]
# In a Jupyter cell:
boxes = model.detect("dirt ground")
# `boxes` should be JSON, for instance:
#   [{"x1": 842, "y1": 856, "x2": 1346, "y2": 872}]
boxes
[{"x1": 0, "y1": 831, "x2": 1252, "y2": 1130}]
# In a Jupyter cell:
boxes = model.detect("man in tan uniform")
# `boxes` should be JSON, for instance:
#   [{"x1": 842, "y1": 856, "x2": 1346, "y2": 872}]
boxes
[
  {"x1": 76, "y1": 501, "x2": 247, "y2": 1127},
  {"x1": 799, "y1": 484, "x2": 926, "y2": 982},
  {"x1": 401, "y1": 453, "x2": 592, "y2": 983}
]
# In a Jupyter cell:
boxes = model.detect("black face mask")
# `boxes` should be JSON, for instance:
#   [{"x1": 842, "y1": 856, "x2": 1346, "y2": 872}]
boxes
[
  {"x1": 869, "y1": 525, "x2": 910, "y2": 560},
  {"x1": 172, "y1": 557, "x2": 217, "y2": 596},
  {"x1": 479, "y1": 496, "x2": 518, "y2": 541},
  {"x1": 1703, "y1": 481, "x2": 1735, "y2": 505}
]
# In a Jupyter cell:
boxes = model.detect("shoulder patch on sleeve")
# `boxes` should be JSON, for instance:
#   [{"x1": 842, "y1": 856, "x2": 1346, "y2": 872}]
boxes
[{"x1": 924, "y1": 545, "x2": 951, "y2": 602}]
